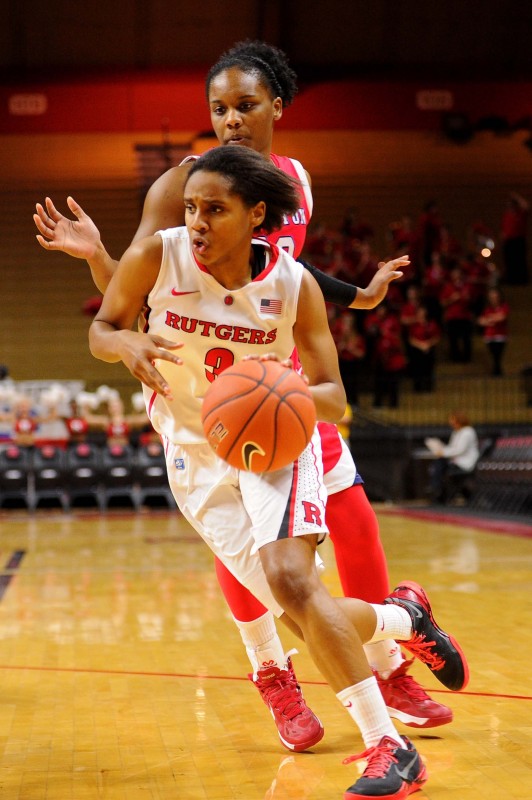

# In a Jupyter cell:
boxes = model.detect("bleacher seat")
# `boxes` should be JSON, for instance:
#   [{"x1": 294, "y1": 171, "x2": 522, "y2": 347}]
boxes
[
  {"x1": 31, "y1": 444, "x2": 69, "y2": 511},
  {"x1": 64, "y1": 442, "x2": 104, "y2": 510},
  {"x1": 470, "y1": 435, "x2": 532, "y2": 515},
  {"x1": 99, "y1": 443, "x2": 139, "y2": 510},
  {"x1": 0, "y1": 445, "x2": 31, "y2": 508},
  {"x1": 135, "y1": 441, "x2": 176, "y2": 508}
]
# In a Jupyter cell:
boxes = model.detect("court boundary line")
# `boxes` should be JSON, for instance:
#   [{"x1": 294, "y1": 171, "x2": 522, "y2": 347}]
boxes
[{"x1": 0, "y1": 663, "x2": 530, "y2": 702}]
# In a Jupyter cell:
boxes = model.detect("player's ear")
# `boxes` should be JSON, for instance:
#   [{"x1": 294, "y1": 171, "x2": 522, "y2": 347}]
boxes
[
  {"x1": 250, "y1": 201, "x2": 266, "y2": 229},
  {"x1": 273, "y1": 98, "x2": 283, "y2": 121}
]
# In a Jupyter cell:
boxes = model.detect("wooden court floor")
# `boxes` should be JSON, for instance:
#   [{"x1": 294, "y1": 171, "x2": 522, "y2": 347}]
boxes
[{"x1": 0, "y1": 504, "x2": 531, "y2": 799}]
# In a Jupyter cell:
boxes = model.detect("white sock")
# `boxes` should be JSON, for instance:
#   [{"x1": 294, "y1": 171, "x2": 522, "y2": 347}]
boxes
[
  {"x1": 368, "y1": 604, "x2": 412, "y2": 643},
  {"x1": 336, "y1": 677, "x2": 404, "y2": 749},
  {"x1": 364, "y1": 640, "x2": 404, "y2": 678},
  {"x1": 233, "y1": 611, "x2": 287, "y2": 677}
]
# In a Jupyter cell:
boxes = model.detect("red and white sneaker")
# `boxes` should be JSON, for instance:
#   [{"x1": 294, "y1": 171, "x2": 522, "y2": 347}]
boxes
[
  {"x1": 251, "y1": 657, "x2": 324, "y2": 752},
  {"x1": 376, "y1": 658, "x2": 453, "y2": 728}
]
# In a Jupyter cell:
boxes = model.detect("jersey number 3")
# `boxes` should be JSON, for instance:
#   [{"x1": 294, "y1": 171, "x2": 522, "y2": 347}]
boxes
[{"x1": 204, "y1": 348, "x2": 234, "y2": 382}]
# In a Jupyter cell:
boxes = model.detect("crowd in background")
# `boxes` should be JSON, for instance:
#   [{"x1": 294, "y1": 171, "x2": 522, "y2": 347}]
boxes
[
  {"x1": 1, "y1": 194, "x2": 528, "y2": 432},
  {"x1": 304, "y1": 193, "x2": 527, "y2": 408},
  {"x1": 0, "y1": 377, "x2": 153, "y2": 450}
]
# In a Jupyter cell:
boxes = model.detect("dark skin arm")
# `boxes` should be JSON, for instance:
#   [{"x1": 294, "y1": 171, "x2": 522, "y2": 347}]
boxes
[
  {"x1": 35, "y1": 161, "x2": 405, "y2": 305},
  {"x1": 88, "y1": 235, "x2": 183, "y2": 399},
  {"x1": 34, "y1": 165, "x2": 191, "y2": 293}
]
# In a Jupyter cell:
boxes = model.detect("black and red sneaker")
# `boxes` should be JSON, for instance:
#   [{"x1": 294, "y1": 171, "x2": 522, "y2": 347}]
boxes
[
  {"x1": 251, "y1": 657, "x2": 324, "y2": 752},
  {"x1": 344, "y1": 735, "x2": 427, "y2": 799},
  {"x1": 376, "y1": 658, "x2": 453, "y2": 728},
  {"x1": 384, "y1": 580, "x2": 469, "y2": 691}
]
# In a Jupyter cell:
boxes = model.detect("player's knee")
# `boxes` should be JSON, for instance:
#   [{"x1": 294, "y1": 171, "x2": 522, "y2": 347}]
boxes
[{"x1": 264, "y1": 561, "x2": 317, "y2": 613}]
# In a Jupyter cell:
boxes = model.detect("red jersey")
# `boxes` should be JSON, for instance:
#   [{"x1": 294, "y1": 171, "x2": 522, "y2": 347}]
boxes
[{"x1": 266, "y1": 154, "x2": 313, "y2": 258}]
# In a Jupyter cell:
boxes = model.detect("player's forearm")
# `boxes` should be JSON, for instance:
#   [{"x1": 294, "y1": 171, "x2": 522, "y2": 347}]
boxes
[
  {"x1": 89, "y1": 321, "x2": 124, "y2": 363},
  {"x1": 87, "y1": 243, "x2": 119, "y2": 293},
  {"x1": 350, "y1": 286, "x2": 377, "y2": 309},
  {"x1": 310, "y1": 382, "x2": 347, "y2": 423}
]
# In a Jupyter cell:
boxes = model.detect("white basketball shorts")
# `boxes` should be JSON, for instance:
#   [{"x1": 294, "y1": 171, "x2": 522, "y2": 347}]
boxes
[{"x1": 163, "y1": 427, "x2": 328, "y2": 617}]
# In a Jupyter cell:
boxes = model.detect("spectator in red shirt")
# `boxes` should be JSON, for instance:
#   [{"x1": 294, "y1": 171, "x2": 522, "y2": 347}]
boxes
[
  {"x1": 65, "y1": 399, "x2": 90, "y2": 443},
  {"x1": 501, "y1": 192, "x2": 529, "y2": 285},
  {"x1": 351, "y1": 241, "x2": 380, "y2": 289},
  {"x1": 399, "y1": 284, "x2": 422, "y2": 363},
  {"x1": 422, "y1": 252, "x2": 447, "y2": 325},
  {"x1": 83, "y1": 394, "x2": 148, "y2": 446},
  {"x1": 400, "y1": 285, "x2": 421, "y2": 332},
  {"x1": 460, "y1": 252, "x2": 493, "y2": 316},
  {"x1": 304, "y1": 220, "x2": 338, "y2": 269},
  {"x1": 372, "y1": 317, "x2": 407, "y2": 409},
  {"x1": 438, "y1": 224, "x2": 462, "y2": 267},
  {"x1": 387, "y1": 214, "x2": 418, "y2": 286},
  {"x1": 408, "y1": 306, "x2": 441, "y2": 392},
  {"x1": 439, "y1": 267, "x2": 474, "y2": 363},
  {"x1": 12, "y1": 395, "x2": 39, "y2": 446},
  {"x1": 388, "y1": 214, "x2": 416, "y2": 256},
  {"x1": 477, "y1": 287, "x2": 509, "y2": 376},
  {"x1": 325, "y1": 244, "x2": 358, "y2": 284},
  {"x1": 331, "y1": 311, "x2": 366, "y2": 407},
  {"x1": 417, "y1": 199, "x2": 443, "y2": 272}
]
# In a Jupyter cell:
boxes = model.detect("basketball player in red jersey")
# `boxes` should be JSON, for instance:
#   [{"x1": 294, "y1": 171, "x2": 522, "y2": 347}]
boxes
[{"x1": 34, "y1": 41, "x2": 452, "y2": 749}]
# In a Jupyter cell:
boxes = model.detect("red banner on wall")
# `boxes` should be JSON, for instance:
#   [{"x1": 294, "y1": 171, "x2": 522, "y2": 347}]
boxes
[{"x1": 1, "y1": 70, "x2": 530, "y2": 135}]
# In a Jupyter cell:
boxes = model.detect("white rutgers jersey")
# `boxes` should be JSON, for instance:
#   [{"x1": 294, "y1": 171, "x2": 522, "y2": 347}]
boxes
[{"x1": 140, "y1": 227, "x2": 304, "y2": 444}]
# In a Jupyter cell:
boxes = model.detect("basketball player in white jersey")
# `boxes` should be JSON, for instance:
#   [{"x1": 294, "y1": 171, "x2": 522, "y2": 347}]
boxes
[
  {"x1": 35, "y1": 41, "x2": 453, "y2": 745},
  {"x1": 89, "y1": 145, "x2": 468, "y2": 799}
]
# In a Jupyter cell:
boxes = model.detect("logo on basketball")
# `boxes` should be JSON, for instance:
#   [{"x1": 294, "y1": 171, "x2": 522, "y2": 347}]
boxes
[{"x1": 242, "y1": 442, "x2": 266, "y2": 471}]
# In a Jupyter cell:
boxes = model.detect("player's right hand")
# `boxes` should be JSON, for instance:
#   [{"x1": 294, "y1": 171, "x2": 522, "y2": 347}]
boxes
[
  {"x1": 113, "y1": 331, "x2": 184, "y2": 400},
  {"x1": 34, "y1": 196, "x2": 101, "y2": 260}
]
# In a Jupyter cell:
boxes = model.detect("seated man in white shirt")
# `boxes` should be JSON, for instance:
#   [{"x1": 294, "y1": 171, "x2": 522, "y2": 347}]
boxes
[{"x1": 425, "y1": 410, "x2": 480, "y2": 503}]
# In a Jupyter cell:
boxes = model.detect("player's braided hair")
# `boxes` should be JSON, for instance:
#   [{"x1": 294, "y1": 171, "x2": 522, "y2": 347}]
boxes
[
  {"x1": 185, "y1": 146, "x2": 300, "y2": 233},
  {"x1": 206, "y1": 40, "x2": 298, "y2": 107}
]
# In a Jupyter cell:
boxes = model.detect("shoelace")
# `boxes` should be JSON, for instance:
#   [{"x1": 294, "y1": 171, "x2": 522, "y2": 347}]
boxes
[
  {"x1": 386, "y1": 672, "x2": 432, "y2": 701},
  {"x1": 342, "y1": 738, "x2": 399, "y2": 777},
  {"x1": 258, "y1": 673, "x2": 305, "y2": 720},
  {"x1": 406, "y1": 632, "x2": 445, "y2": 671}
]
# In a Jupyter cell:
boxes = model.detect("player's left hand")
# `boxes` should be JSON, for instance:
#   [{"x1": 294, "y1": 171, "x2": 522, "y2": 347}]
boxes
[
  {"x1": 243, "y1": 353, "x2": 295, "y2": 370},
  {"x1": 352, "y1": 255, "x2": 408, "y2": 309}
]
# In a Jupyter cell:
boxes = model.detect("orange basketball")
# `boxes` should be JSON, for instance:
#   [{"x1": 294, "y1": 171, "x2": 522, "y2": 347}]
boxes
[{"x1": 201, "y1": 359, "x2": 316, "y2": 472}]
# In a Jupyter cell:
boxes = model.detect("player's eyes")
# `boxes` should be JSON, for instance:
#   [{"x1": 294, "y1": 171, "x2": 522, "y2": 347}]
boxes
[
  {"x1": 212, "y1": 106, "x2": 225, "y2": 115},
  {"x1": 184, "y1": 204, "x2": 195, "y2": 214}
]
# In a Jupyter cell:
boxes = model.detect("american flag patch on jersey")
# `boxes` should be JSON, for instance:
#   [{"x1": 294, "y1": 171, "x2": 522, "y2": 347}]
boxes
[{"x1": 260, "y1": 298, "x2": 283, "y2": 315}]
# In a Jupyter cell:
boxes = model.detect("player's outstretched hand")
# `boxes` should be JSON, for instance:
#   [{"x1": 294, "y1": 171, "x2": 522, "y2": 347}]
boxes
[
  {"x1": 34, "y1": 196, "x2": 102, "y2": 260},
  {"x1": 355, "y1": 255, "x2": 409, "y2": 309},
  {"x1": 113, "y1": 331, "x2": 183, "y2": 400}
]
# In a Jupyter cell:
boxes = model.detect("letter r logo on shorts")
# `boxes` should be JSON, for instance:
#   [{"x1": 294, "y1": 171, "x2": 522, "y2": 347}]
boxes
[{"x1": 301, "y1": 501, "x2": 322, "y2": 526}]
